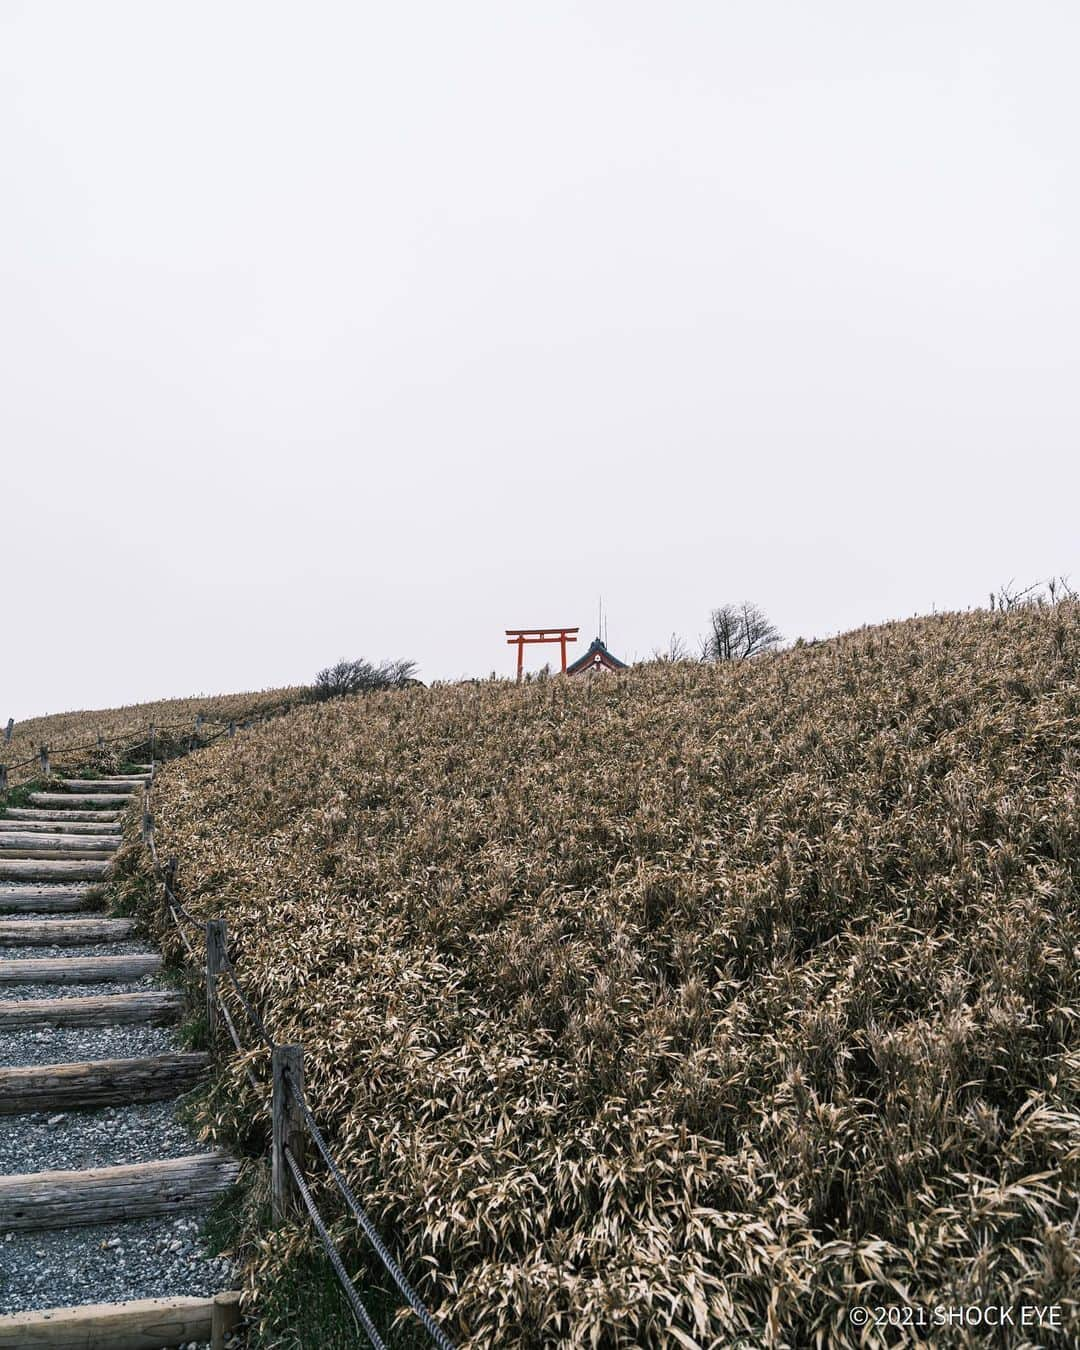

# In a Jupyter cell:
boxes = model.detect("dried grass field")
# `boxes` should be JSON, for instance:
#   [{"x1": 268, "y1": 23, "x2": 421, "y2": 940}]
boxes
[
  {"x1": 123, "y1": 606, "x2": 1080, "y2": 1347},
  {"x1": 2, "y1": 687, "x2": 310, "y2": 783}
]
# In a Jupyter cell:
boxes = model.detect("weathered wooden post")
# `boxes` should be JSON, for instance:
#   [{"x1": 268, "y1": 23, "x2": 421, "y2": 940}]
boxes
[
  {"x1": 272, "y1": 1044, "x2": 306, "y2": 1221},
  {"x1": 141, "y1": 787, "x2": 153, "y2": 846},
  {"x1": 162, "y1": 857, "x2": 178, "y2": 927},
  {"x1": 97, "y1": 734, "x2": 104, "y2": 749},
  {"x1": 148, "y1": 722, "x2": 156, "y2": 761},
  {"x1": 39, "y1": 745, "x2": 50, "y2": 777},
  {"x1": 4, "y1": 718, "x2": 13, "y2": 743},
  {"x1": 0, "y1": 765, "x2": 7, "y2": 793},
  {"x1": 227, "y1": 720, "x2": 236, "y2": 738},
  {"x1": 205, "y1": 920, "x2": 227, "y2": 1054},
  {"x1": 211, "y1": 1291, "x2": 242, "y2": 1350}
]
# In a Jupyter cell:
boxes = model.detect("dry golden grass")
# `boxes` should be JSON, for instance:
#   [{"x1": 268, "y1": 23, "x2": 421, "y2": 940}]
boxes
[
  {"x1": 2, "y1": 688, "x2": 310, "y2": 784},
  {"x1": 123, "y1": 606, "x2": 1080, "y2": 1347}
]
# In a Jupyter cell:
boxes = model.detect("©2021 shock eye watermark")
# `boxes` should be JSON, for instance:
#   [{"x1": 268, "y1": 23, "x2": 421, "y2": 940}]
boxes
[{"x1": 848, "y1": 1303, "x2": 1065, "y2": 1332}]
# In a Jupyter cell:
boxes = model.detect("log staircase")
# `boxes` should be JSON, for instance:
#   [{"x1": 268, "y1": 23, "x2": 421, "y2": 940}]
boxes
[{"x1": 0, "y1": 771, "x2": 241, "y2": 1348}]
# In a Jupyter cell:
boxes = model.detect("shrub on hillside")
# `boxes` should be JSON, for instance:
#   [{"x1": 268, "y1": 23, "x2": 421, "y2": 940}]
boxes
[
  {"x1": 701, "y1": 600, "x2": 781, "y2": 661},
  {"x1": 312, "y1": 657, "x2": 418, "y2": 700}
]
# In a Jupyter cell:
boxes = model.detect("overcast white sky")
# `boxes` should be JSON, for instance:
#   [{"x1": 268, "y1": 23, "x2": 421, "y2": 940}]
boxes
[{"x1": 2, "y1": 2, "x2": 1077, "y2": 719}]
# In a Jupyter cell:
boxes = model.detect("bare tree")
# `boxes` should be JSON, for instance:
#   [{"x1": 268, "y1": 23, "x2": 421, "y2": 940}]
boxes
[
  {"x1": 652, "y1": 633, "x2": 691, "y2": 662},
  {"x1": 313, "y1": 657, "x2": 418, "y2": 700},
  {"x1": 701, "y1": 602, "x2": 781, "y2": 662},
  {"x1": 990, "y1": 576, "x2": 1077, "y2": 612}
]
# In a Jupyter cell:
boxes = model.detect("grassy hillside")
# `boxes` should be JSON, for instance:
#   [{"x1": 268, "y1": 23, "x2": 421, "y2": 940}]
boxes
[
  {"x1": 1, "y1": 688, "x2": 310, "y2": 787},
  {"x1": 122, "y1": 606, "x2": 1080, "y2": 1347}
]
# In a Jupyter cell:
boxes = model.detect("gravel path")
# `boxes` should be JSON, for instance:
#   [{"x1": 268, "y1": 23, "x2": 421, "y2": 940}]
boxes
[
  {"x1": 0, "y1": 782, "x2": 238, "y2": 1339},
  {"x1": 0, "y1": 1214, "x2": 235, "y2": 1315},
  {"x1": 0, "y1": 1024, "x2": 180, "y2": 1066},
  {"x1": 0, "y1": 998, "x2": 238, "y2": 1332},
  {"x1": 0, "y1": 805, "x2": 238, "y2": 1337},
  {"x1": 0, "y1": 1101, "x2": 206, "y2": 1174}
]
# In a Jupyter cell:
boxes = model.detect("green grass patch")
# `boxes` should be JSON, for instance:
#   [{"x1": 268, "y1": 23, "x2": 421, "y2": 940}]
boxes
[
  {"x1": 252, "y1": 1241, "x2": 431, "y2": 1350},
  {"x1": 176, "y1": 1007, "x2": 210, "y2": 1052},
  {"x1": 201, "y1": 1169, "x2": 265, "y2": 1254},
  {"x1": 195, "y1": 1148, "x2": 369, "y2": 1349},
  {"x1": 0, "y1": 781, "x2": 39, "y2": 814},
  {"x1": 252, "y1": 1249, "x2": 386, "y2": 1350},
  {"x1": 194, "y1": 1118, "x2": 424, "y2": 1349}
]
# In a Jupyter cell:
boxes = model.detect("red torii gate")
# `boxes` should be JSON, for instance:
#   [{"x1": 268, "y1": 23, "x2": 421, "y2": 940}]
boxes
[{"x1": 506, "y1": 627, "x2": 579, "y2": 680}]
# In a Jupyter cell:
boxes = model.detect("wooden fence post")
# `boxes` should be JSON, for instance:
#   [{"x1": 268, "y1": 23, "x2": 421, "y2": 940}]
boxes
[
  {"x1": 141, "y1": 787, "x2": 153, "y2": 846},
  {"x1": 206, "y1": 920, "x2": 227, "y2": 1053},
  {"x1": 211, "y1": 1290, "x2": 242, "y2": 1350},
  {"x1": 4, "y1": 718, "x2": 14, "y2": 743},
  {"x1": 149, "y1": 722, "x2": 156, "y2": 761},
  {"x1": 97, "y1": 734, "x2": 104, "y2": 749},
  {"x1": 272, "y1": 1044, "x2": 305, "y2": 1222},
  {"x1": 162, "y1": 857, "x2": 177, "y2": 927},
  {"x1": 39, "y1": 745, "x2": 50, "y2": 777},
  {"x1": 228, "y1": 721, "x2": 236, "y2": 738},
  {"x1": 0, "y1": 765, "x2": 7, "y2": 793}
]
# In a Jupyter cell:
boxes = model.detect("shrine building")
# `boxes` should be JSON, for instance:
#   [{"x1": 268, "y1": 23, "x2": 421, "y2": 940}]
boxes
[{"x1": 565, "y1": 637, "x2": 628, "y2": 677}]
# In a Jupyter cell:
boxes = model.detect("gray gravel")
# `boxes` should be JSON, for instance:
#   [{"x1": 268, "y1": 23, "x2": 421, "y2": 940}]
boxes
[
  {"x1": 0, "y1": 1214, "x2": 235, "y2": 1315},
  {"x1": 0, "y1": 884, "x2": 96, "y2": 894},
  {"x1": 0, "y1": 1024, "x2": 180, "y2": 1067},
  {"x1": 0, "y1": 909, "x2": 105, "y2": 921},
  {"x1": 0, "y1": 940, "x2": 153, "y2": 961},
  {"x1": 0, "y1": 1101, "x2": 206, "y2": 1174},
  {"x1": 0, "y1": 976, "x2": 166, "y2": 1001}
]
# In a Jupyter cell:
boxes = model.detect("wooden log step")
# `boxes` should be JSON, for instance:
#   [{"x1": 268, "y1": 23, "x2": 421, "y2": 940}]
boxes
[
  {"x1": 0, "y1": 826, "x2": 119, "y2": 847},
  {"x1": 0, "y1": 859, "x2": 109, "y2": 883},
  {"x1": 0, "y1": 886, "x2": 97, "y2": 914},
  {"x1": 0, "y1": 1290, "x2": 241, "y2": 1350},
  {"x1": 0, "y1": 954, "x2": 161, "y2": 984},
  {"x1": 4, "y1": 808, "x2": 123, "y2": 823},
  {"x1": 0, "y1": 990, "x2": 183, "y2": 1028},
  {"x1": 29, "y1": 793, "x2": 135, "y2": 808},
  {"x1": 56, "y1": 778, "x2": 149, "y2": 792},
  {"x1": 0, "y1": 1051, "x2": 211, "y2": 1114},
  {"x1": 0, "y1": 917, "x2": 135, "y2": 946},
  {"x1": 0, "y1": 1151, "x2": 239, "y2": 1230},
  {"x1": 0, "y1": 818, "x2": 122, "y2": 835}
]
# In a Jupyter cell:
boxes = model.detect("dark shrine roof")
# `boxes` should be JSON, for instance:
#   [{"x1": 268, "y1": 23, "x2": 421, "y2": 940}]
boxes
[{"x1": 565, "y1": 637, "x2": 628, "y2": 675}]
